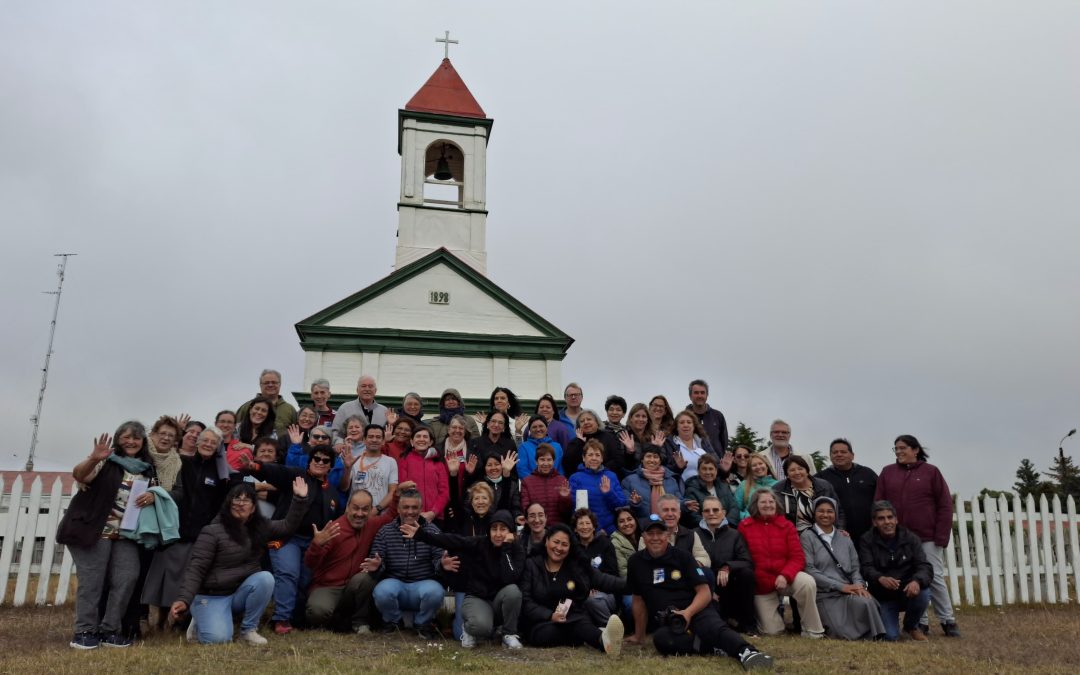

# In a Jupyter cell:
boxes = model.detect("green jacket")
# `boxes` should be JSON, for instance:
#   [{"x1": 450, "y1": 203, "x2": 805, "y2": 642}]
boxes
[{"x1": 121, "y1": 486, "x2": 180, "y2": 550}]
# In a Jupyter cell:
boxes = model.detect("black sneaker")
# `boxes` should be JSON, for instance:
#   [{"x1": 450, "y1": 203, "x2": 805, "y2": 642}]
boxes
[
  {"x1": 738, "y1": 647, "x2": 774, "y2": 671},
  {"x1": 942, "y1": 622, "x2": 961, "y2": 638},
  {"x1": 69, "y1": 632, "x2": 100, "y2": 650},
  {"x1": 379, "y1": 620, "x2": 403, "y2": 634},
  {"x1": 415, "y1": 623, "x2": 441, "y2": 641},
  {"x1": 100, "y1": 632, "x2": 133, "y2": 648},
  {"x1": 917, "y1": 623, "x2": 930, "y2": 636}
]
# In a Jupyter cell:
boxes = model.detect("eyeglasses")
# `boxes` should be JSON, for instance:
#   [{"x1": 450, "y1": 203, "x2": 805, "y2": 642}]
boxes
[
  {"x1": 311, "y1": 455, "x2": 333, "y2": 465},
  {"x1": 310, "y1": 434, "x2": 330, "y2": 441},
  {"x1": 231, "y1": 496, "x2": 254, "y2": 504}
]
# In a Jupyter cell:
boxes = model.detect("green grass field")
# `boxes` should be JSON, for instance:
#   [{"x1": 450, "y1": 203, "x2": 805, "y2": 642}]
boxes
[{"x1": 0, "y1": 604, "x2": 1076, "y2": 674}]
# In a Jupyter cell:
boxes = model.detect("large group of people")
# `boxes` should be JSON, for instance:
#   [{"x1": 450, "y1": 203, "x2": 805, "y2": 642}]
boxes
[{"x1": 58, "y1": 371, "x2": 961, "y2": 670}]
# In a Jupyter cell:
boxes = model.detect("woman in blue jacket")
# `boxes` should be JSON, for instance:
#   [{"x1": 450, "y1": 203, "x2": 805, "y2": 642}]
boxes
[
  {"x1": 568, "y1": 439, "x2": 627, "y2": 533},
  {"x1": 517, "y1": 416, "x2": 564, "y2": 479},
  {"x1": 620, "y1": 446, "x2": 682, "y2": 519}
]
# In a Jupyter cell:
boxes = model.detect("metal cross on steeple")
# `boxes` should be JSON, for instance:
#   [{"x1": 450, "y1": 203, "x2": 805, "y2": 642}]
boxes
[{"x1": 436, "y1": 30, "x2": 458, "y2": 59}]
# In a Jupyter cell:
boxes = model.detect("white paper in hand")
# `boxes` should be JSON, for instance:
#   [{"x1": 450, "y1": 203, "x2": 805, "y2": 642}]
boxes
[{"x1": 120, "y1": 479, "x2": 150, "y2": 530}]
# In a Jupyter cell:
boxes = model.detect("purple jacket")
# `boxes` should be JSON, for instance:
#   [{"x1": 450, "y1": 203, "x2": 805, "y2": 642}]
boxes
[{"x1": 874, "y1": 461, "x2": 953, "y2": 548}]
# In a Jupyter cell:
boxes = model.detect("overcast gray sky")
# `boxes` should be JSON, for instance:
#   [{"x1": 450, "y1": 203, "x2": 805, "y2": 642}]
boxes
[{"x1": 2, "y1": 2, "x2": 1078, "y2": 495}]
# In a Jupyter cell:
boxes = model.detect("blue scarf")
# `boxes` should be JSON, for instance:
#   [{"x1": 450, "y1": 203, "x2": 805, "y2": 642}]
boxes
[{"x1": 108, "y1": 453, "x2": 151, "y2": 475}]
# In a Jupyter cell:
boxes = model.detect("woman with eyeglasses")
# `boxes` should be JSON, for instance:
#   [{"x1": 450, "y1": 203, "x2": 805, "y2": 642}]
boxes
[
  {"x1": 237, "y1": 442, "x2": 343, "y2": 635},
  {"x1": 170, "y1": 477, "x2": 311, "y2": 644},
  {"x1": 143, "y1": 427, "x2": 236, "y2": 637},
  {"x1": 276, "y1": 405, "x2": 320, "y2": 457},
  {"x1": 873, "y1": 435, "x2": 959, "y2": 638}
]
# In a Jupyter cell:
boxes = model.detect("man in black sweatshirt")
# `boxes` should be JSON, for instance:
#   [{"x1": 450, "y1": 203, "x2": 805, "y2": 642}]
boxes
[{"x1": 817, "y1": 438, "x2": 877, "y2": 542}]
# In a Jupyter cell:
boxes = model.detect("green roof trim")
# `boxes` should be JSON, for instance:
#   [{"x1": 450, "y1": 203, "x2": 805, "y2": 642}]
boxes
[{"x1": 295, "y1": 248, "x2": 574, "y2": 353}]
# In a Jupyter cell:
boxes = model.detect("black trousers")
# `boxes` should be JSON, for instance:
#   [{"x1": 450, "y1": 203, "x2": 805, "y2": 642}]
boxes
[
  {"x1": 714, "y1": 567, "x2": 758, "y2": 631},
  {"x1": 653, "y1": 605, "x2": 750, "y2": 658},
  {"x1": 528, "y1": 615, "x2": 603, "y2": 650}
]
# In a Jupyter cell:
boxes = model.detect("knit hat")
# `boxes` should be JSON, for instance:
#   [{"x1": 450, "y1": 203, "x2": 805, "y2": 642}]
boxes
[{"x1": 489, "y1": 510, "x2": 515, "y2": 531}]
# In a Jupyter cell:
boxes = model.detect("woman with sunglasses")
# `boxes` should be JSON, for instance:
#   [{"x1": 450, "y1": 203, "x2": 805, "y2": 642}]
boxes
[{"x1": 237, "y1": 442, "x2": 343, "y2": 635}]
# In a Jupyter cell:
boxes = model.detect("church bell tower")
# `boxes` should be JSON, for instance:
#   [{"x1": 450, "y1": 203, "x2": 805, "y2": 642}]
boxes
[{"x1": 395, "y1": 49, "x2": 493, "y2": 274}]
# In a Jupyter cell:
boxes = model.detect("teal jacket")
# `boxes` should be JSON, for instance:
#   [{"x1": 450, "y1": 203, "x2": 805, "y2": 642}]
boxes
[
  {"x1": 733, "y1": 476, "x2": 778, "y2": 521},
  {"x1": 121, "y1": 486, "x2": 181, "y2": 549}
]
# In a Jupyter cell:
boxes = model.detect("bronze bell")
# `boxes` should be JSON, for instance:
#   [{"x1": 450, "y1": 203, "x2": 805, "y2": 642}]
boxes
[{"x1": 434, "y1": 146, "x2": 453, "y2": 181}]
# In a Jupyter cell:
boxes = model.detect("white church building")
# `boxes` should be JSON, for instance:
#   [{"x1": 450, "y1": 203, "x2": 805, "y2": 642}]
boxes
[{"x1": 294, "y1": 54, "x2": 573, "y2": 410}]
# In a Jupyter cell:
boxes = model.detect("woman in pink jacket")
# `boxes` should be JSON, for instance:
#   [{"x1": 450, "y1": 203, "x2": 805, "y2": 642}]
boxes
[{"x1": 397, "y1": 427, "x2": 449, "y2": 525}]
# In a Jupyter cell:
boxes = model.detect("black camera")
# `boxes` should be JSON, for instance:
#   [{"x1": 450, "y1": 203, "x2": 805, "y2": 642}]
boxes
[{"x1": 655, "y1": 607, "x2": 688, "y2": 634}]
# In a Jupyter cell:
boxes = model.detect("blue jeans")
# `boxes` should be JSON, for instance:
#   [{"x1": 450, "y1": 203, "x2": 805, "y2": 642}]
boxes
[
  {"x1": 268, "y1": 535, "x2": 312, "y2": 622},
  {"x1": 879, "y1": 588, "x2": 931, "y2": 641},
  {"x1": 191, "y1": 571, "x2": 274, "y2": 644},
  {"x1": 453, "y1": 591, "x2": 465, "y2": 639},
  {"x1": 372, "y1": 578, "x2": 445, "y2": 626}
]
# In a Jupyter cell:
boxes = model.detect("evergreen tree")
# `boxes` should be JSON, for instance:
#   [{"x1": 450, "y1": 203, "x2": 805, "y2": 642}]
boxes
[
  {"x1": 810, "y1": 451, "x2": 828, "y2": 473},
  {"x1": 1013, "y1": 458, "x2": 1057, "y2": 500},
  {"x1": 729, "y1": 421, "x2": 769, "y2": 453},
  {"x1": 1046, "y1": 452, "x2": 1080, "y2": 502}
]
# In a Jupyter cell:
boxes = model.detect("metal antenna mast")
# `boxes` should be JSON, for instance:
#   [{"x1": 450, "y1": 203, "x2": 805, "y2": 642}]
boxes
[{"x1": 26, "y1": 253, "x2": 77, "y2": 471}]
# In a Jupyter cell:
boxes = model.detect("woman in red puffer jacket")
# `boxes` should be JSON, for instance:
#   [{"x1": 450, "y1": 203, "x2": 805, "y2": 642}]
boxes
[
  {"x1": 738, "y1": 488, "x2": 825, "y2": 638},
  {"x1": 520, "y1": 443, "x2": 572, "y2": 525}
]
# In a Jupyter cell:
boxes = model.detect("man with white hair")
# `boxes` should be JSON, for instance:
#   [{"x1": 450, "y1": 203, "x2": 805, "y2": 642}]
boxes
[
  {"x1": 332, "y1": 375, "x2": 388, "y2": 444},
  {"x1": 236, "y1": 369, "x2": 298, "y2": 436},
  {"x1": 763, "y1": 420, "x2": 816, "y2": 479}
]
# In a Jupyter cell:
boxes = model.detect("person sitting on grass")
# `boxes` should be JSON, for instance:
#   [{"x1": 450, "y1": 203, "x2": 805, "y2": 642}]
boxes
[
  {"x1": 858, "y1": 500, "x2": 933, "y2": 642},
  {"x1": 520, "y1": 524, "x2": 626, "y2": 655},
  {"x1": 169, "y1": 478, "x2": 310, "y2": 645},
  {"x1": 401, "y1": 509, "x2": 526, "y2": 650},
  {"x1": 625, "y1": 514, "x2": 774, "y2": 671}
]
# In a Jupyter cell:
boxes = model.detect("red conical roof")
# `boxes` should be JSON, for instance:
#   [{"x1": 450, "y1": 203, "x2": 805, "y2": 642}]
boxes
[{"x1": 404, "y1": 58, "x2": 486, "y2": 119}]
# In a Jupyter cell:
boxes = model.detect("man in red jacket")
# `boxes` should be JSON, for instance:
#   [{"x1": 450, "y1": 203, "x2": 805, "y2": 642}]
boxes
[{"x1": 303, "y1": 484, "x2": 408, "y2": 633}]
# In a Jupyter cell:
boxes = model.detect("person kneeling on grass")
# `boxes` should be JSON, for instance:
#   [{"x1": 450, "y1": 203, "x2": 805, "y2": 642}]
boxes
[
  {"x1": 625, "y1": 515, "x2": 774, "y2": 671},
  {"x1": 401, "y1": 509, "x2": 526, "y2": 649},
  {"x1": 169, "y1": 478, "x2": 310, "y2": 645}
]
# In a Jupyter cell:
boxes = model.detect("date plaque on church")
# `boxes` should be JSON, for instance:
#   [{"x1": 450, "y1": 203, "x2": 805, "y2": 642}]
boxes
[{"x1": 429, "y1": 290, "x2": 450, "y2": 305}]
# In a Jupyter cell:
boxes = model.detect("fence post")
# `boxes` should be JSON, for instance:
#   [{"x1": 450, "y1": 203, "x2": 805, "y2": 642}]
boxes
[
  {"x1": 983, "y1": 496, "x2": 1005, "y2": 605},
  {"x1": 34, "y1": 478, "x2": 65, "y2": 605},
  {"x1": 0, "y1": 476, "x2": 25, "y2": 606},
  {"x1": 997, "y1": 494, "x2": 1015, "y2": 604},
  {"x1": 1067, "y1": 496, "x2": 1079, "y2": 603},
  {"x1": 1026, "y1": 494, "x2": 1042, "y2": 602},
  {"x1": 54, "y1": 483, "x2": 78, "y2": 606},
  {"x1": 1012, "y1": 494, "x2": 1028, "y2": 603},
  {"x1": 1040, "y1": 494, "x2": 1057, "y2": 602},
  {"x1": 969, "y1": 496, "x2": 991, "y2": 605},
  {"x1": 13, "y1": 477, "x2": 44, "y2": 606},
  {"x1": 1052, "y1": 495, "x2": 1069, "y2": 602},
  {"x1": 954, "y1": 494, "x2": 974, "y2": 605}
]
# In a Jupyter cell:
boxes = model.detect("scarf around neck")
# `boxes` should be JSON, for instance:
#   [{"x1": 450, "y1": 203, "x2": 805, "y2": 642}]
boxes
[{"x1": 108, "y1": 453, "x2": 151, "y2": 475}]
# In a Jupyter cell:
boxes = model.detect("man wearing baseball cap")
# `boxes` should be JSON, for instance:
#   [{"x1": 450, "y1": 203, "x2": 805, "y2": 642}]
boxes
[{"x1": 625, "y1": 514, "x2": 774, "y2": 671}]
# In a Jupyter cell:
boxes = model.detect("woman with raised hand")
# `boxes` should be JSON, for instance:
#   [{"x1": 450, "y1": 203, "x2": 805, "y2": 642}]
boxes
[
  {"x1": 682, "y1": 454, "x2": 738, "y2": 528},
  {"x1": 179, "y1": 420, "x2": 206, "y2": 458},
  {"x1": 622, "y1": 445, "x2": 683, "y2": 519},
  {"x1": 382, "y1": 416, "x2": 415, "y2": 461},
  {"x1": 442, "y1": 414, "x2": 479, "y2": 528},
  {"x1": 568, "y1": 440, "x2": 627, "y2": 534},
  {"x1": 735, "y1": 454, "x2": 778, "y2": 520},
  {"x1": 170, "y1": 477, "x2": 311, "y2": 645},
  {"x1": 664, "y1": 410, "x2": 720, "y2": 481},
  {"x1": 479, "y1": 452, "x2": 524, "y2": 525},
  {"x1": 401, "y1": 510, "x2": 526, "y2": 650},
  {"x1": 799, "y1": 497, "x2": 884, "y2": 640},
  {"x1": 446, "y1": 481, "x2": 495, "y2": 640},
  {"x1": 277, "y1": 405, "x2": 320, "y2": 458},
  {"x1": 428, "y1": 388, "x2": 480, "y2": 446},
  {"x1": 396, "y1": 426, "x2": 450, "y2": 525},
  {"x1": 521, "y1": 524, "x2": 626, "y2": 655},
  {"x1": 563, "y1": 410, "x2": 625, "y2": 479},
  {"x1": 467, "y1": 411, "x2": 518, "y2": 473},
  {"x1": 647, "y1": 395, "x2": 676, "y2": 438},
  {"x1": 520, "y1": 443, "x2": 572, "y2": 526},
  {"x1": 58, "y1": 423, "x2": 159, "y2": 649}
]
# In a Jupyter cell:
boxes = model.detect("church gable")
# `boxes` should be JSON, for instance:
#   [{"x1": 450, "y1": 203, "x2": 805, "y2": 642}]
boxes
[
  {"x1": 296, "y1": 249, "x2": 572, "y2": 350},
  {"x1": 327, "y1": 263, "x2": 543, "y2": 336}
]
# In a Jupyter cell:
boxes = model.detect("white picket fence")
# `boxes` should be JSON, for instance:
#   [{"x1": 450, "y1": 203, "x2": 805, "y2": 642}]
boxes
[{"x1": 1, "y1": 475, "x2": 1078, "y2": 607}]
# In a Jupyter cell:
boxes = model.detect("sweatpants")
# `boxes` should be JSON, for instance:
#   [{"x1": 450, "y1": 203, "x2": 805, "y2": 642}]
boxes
[
  {"x1": 461, "y1": 585, "x2": 522, "y2": 638},
  {"x1": 69, "y1": 538, "x2": 141, "y2": 635}
]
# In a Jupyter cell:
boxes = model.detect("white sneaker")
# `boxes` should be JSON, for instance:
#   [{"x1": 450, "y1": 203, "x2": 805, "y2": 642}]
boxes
[
  {"x1": 186, "y1": 618, "x2": 197, "y2": 643},
  {"x1": 354, "y1": 625, "x2": 371, "y2": 635},
  {"x1": 600, "y1": 614, "x2": 624, "y2": 657},
  {"x1": 460, "y1": 631, "x2": 476, "y2": 649},
  {"x1": 502, "y1": 634, "x2": 523, "y2": 650},
  {"x1": 738, "y1": 647, "x2": 774, "y2": 671},
  {"x1": 800, "y1": 630, "x2": 824, "y2": 640},
  {"x1": 239, "y1": 629, "x2": 268, "y2": 646}
]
